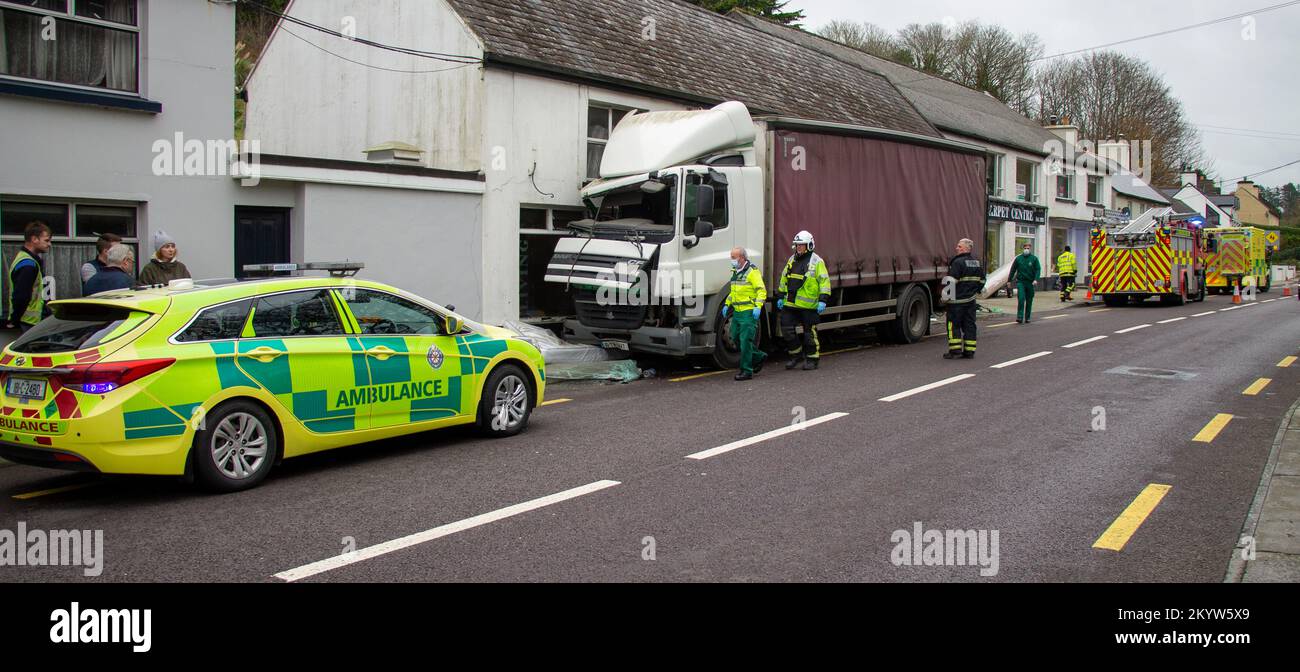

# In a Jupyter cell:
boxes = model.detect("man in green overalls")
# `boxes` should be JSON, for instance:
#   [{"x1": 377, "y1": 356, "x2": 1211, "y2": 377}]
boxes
[
  {"x1": 1008, "y1": 242, "x2": 1041, "y2": 324},
  {"x1": 722, "y1": 247, "x2": 767, "y2": 381}
]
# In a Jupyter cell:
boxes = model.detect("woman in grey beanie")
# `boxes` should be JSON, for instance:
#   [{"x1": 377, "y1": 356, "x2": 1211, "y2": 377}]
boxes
[{"x1": 138, "y1": 230, "x2": 192, "y2": 286}]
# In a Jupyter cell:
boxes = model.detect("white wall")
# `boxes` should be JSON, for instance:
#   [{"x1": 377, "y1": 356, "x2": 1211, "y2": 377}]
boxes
[
  {"x1": 244, "y1": 0, "x2": 485, "y2": 172},
  {"x1": 297, "y1": 182, "x2": 484, "y2": 317},
  {"x1": 478, "y1": 69, "x2": 688, "y2": 324},
  {"x1": 0, "y1": 0, "x2": 246, "y2": 284}
]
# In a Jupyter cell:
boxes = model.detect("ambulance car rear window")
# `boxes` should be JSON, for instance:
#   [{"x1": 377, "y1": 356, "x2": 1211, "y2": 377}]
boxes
[
  {"x1": 174, "y1": 299, "x2": 252, "y2": 342},
  {"x1": 8, "y1": 304, "x2": 148, "y2": 354}
]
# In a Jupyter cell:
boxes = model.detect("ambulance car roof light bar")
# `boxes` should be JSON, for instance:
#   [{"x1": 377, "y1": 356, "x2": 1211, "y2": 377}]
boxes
[{"x1": 241, "y1": 262, "x2": 365, "y2": 278}]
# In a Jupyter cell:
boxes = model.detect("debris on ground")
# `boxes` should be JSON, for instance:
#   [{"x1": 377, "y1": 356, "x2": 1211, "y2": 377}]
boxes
[{"x1": 504, "y1": 321, "x2": 642, "y2": 382}]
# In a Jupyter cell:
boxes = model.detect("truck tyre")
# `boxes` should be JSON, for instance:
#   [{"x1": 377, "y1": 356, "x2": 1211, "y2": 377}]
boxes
[
  {"x1": 1102, "y1": 295, "x2": 1126, "y2": 307},
  {"x1": 709, "y1": 316, "x2": 746, "y2": 370},
  {"x1": 883, "y1": 285, "x2": 930, "y2": 344}
]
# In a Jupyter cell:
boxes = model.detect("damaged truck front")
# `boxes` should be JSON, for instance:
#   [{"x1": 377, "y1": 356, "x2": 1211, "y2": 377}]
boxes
[{"x1": 546, "y1": 101, "x2": 988, "y2": 368}]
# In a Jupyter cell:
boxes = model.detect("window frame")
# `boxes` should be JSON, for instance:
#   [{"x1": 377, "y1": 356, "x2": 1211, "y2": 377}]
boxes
[
  {"x1": 986, "y1": 153, "x2": 1004, "y2": 197},
  {"x1": 1086, "y1": 175, "x2": 1105, "y2": 206},
  {"x1": 1, "y1": 197, "x2": 139, "y2": 243},
  {"x1": 585, "y1": 103, "x2": 642, "y2": 181},
  {"x1": 0, "y1": 0, "x2": 142, "y2": 95},
  {"x1": 339, "y1": 287, "x2": 448, "y2": 337},
  {"x1": 1015, "y1": 159, "x2": 1039, "y2": 204},
  {"x1": 171, "y1": 297, "x2": 255, "y2": 344}
]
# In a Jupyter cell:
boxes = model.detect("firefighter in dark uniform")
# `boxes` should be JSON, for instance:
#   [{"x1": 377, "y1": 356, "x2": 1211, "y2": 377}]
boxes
[{"x1": 944, "y1": 238, "x2": 986, "y2": 359}]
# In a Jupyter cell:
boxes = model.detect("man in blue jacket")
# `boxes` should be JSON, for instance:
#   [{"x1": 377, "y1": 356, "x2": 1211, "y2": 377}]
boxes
[{"x1": 83, "y1": 244, "x2": 137, "y2": 295}]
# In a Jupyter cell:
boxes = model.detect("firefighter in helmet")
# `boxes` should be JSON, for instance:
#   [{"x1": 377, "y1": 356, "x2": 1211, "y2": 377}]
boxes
[{"x1": 777, "y1": 230, "x2": 831, "y2": 370}]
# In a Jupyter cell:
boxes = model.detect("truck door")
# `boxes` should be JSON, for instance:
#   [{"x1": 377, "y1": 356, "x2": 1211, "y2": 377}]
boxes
[{"x1": 682, "y1": 167, "x2": 739, "y2": 304}]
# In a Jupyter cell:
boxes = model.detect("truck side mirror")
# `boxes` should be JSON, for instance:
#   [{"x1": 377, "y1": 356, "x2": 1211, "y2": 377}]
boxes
[
  {"x1": 695, "y1": 220, "x2": 715, "y2": 239},
  {"x1": 685, "y1": 183, "x2": 715, "y2": 218}
]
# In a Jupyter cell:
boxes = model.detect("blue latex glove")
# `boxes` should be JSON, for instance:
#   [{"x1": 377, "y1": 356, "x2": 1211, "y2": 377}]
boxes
[
  {"x1": 816, "y1": 301, "x2": 827, "y2": 315},
  {"x1": 721, "y1": 305, "x2": 732, "y2": 319},
  {"x1": 752, "y1": 307, "x2": 761, "y2": 318},
  {"x1": 776, "y1": 298, "x2": 785, "y2": 310}
]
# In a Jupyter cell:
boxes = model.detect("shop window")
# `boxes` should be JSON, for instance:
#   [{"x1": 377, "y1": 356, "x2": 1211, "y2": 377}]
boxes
[
  {"x1": 520, "y1": 207, "x2": 586, "y2": 320},
  {"x1": 586, "y1": 104, "x2": 642, "y2": 180}
]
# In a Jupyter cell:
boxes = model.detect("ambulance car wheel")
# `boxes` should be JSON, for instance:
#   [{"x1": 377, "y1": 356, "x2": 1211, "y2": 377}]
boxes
[
  {"x1": 193, "y1": 401, "x2": 278, "y2": 492},
  {"x1": 478, "y1": 364, "x2": 533, "y2": 438}
]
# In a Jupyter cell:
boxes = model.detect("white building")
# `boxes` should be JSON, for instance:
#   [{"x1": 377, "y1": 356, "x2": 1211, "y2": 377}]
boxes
[
  {"x1": 245, "y1": 0, "x2": 942, "y2": 324},
  {"x1": 1159, "y1": 170, "x2": 1238, "y2": 227}
]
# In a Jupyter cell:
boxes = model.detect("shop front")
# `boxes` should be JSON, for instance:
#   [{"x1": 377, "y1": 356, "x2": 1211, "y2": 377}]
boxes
[{"x1": 987, "y1": 198, "x2": 1048, "y2": 285}]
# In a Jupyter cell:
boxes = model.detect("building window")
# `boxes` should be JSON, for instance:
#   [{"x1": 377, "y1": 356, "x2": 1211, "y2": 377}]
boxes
[
  {"x1": 1050, "y1": 227, "x2": 1068, "y2": 272},
  {"x1": 586, "y1": 105, "x2": 641, "y2": 180},
  {"x1": 1015, "y1": 224, "x2": 1037, "y2": 256},
  {"x1": 1, "y1": 198, "x2": 139, "y2": 301},
  {"x1": 986, "y1": 154, "x2": 1003, "y2": 197},
  {"x1": 1056, "y1": 173, "x2": 1074, "y2": 200},
  {"x1": 1015, "y1": 159, "x2": 1039, "y2": 203},
  {"x1": 0, "y1": 0, "x2": 140, "y2": 93},
  {"x1": 985, "y1": 223, "x2": 1002, "y2": 273},
  {"x1": 1087, "y1": 176, "x2": 1104, "y2": 205},
  {"x1": 520, "y1": 206, "x2": 587, "y2": 320}
]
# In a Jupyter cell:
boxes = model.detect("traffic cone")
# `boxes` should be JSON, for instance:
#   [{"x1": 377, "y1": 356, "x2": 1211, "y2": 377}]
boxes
[
  {"x1": 1233, "y1": 283, "x2": 1242, "y2": 305},
  {"x1": 1285, "y1": 285, "x2": 1292, "y2": 297}
]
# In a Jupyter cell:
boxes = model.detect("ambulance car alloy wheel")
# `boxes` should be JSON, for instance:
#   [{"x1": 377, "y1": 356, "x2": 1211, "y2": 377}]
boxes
[
  {"x1": 479, "y1": 364, "x2": 533, "y2": 437},
  {"x1": 194, "y1": 401, "x2": 279, "y2": 492}
]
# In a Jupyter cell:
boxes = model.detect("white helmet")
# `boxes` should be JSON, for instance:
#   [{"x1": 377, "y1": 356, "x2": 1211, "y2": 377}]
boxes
[{"x1": 792, "y1": 230, "x2": 815, "y2": 251}]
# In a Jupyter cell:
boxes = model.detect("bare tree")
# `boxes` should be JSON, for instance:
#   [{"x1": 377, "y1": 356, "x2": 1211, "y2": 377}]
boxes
[
  {"x1": 896, "y1": 22, "x2": 951, "y2": 74},
  {"x1": 1034, "y1": 51, "x2": 1208, "y2": 186},
  {"x1": 817, "y1": 20, "x2": 909, "y2": 64},
  {"x1": 948, "y1": 22, "x2": 1042, "y2": 114}
]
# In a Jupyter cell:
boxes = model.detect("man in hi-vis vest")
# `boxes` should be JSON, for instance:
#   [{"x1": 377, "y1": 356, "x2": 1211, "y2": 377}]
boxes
[{"x1": 5, "y1": 221, "x2": 52, "y2": 332}]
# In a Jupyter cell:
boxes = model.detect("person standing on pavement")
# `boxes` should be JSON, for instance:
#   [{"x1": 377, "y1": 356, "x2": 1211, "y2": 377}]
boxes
[
  {"x1": 1057, "y1": 245, "x2": 1077, "y2": 302},
  {"x1": 5, "y1": 221, "x2": 52, "y2": 333},
  {"x1": 81, "y1": 232, "x2": 123, "y2": 294},
  {"x1": 778, "y1": 230, "x2": 831, "y2": 370},
  {"x1": 944, "y1": 238, "x2": 985, "y2": 360},
  {"x1": 1009, "y1": 242, "x2": 1041, "y2": 324},
  {"x1": 83, "y1": 244, "x2": 137, "y2": 295},
  {"x1": 721, "y1": 247, "x2": 767, "y2": 381},
  {"x1": 138, "y1": 230, "x2": 191, "y2": 286}
]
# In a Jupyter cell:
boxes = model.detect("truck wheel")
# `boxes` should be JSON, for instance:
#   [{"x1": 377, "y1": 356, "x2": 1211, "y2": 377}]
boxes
[
  {"x1": 193, "y1": 400, "x2": 279, "y2": 493},
  {"x1": 883, "y1": 285, "x2": 930, "y2": 344},
  {"x1": 477, "y1": 364, "x2": 533, "y2": 437},
  {"x1": 709, "y1": 316, "x2": 746, "y2": 370}
]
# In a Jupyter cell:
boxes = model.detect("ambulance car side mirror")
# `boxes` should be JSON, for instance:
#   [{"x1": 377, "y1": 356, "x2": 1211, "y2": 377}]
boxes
[{"x1": 443, "y1": 314, "x2": 463, "y2": 335}]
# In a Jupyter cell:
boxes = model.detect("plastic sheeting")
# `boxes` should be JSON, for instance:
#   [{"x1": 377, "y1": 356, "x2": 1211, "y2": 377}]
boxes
[
  {"x1": 504, "y1": 321, "x2": 641, "y2": 382},
  {"x1": 771, "y1": 129, "x2": 986, "y2": 288}
]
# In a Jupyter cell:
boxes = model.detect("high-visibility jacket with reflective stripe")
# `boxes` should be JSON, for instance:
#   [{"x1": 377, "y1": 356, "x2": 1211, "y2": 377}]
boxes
[
  {"x1": 778, "y1": 252, "x2": 831, "y2": 309},
  {"x1": 6, "y1": 249, "x2": 44, "y2": 326},
  {"x1": 1057, "y1": 251, "x2": 1077, "y2": 275},
  {"x1": 725, "y1": 262, "x2": 766, "y2": 310}
]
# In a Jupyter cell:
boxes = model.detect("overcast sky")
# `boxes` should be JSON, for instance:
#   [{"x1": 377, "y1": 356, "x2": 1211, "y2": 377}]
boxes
[{"x1": 795, "y1": 0, "x2": 1300, "y2": 190}]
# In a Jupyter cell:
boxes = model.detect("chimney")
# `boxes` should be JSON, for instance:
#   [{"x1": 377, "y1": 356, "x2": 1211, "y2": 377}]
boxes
[
  {"x1": 1098, "y1": 139, "x2": 1132, "y2": 172},
  {"x1": 1180, "y1": 170, "x2": 1199, "y2": 188},
  {"x1": 363, "y1": 141, "x2": 425, "y2": 166},
  {"x1": 1044, "y1": 121, "x2": 1080, "y2": 152}
]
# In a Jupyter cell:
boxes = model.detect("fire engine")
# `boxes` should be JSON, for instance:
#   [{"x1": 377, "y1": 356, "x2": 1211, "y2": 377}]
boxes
[{"x1": 1089, "y1": 208, "x2": 1208, "y2": 307}]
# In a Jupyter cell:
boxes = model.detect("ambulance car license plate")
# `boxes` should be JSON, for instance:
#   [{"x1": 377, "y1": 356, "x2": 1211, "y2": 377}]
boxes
[{"x1": 6, "y1": 377, "x2": 46, "y2": 400}]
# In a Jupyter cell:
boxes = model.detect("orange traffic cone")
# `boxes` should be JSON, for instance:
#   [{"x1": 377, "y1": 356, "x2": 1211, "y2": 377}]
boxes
[
  {"x1": 1233, "y1": 283, "x2": 1242, "y2": 304},
  {"x1": 1285, "y1": 285, "x2": 1292, "y2": 297}
]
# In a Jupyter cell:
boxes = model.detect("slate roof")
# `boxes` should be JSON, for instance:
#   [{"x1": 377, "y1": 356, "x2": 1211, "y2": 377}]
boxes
[
  {"x1": 443, "y1": 0, "x2": 938, "y2": 136},
  {"x1": 727, "y1": 10, "x2": 1059, "y2": 156},
  {"x1": 1159, "y1": 189, "x2": 1197, "y2": 214}
]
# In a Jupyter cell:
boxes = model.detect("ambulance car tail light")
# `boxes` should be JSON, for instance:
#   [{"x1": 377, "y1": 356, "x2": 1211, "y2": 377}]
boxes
[{"x1": 59, "y1": 358, "x2": 175, "y2": 394}]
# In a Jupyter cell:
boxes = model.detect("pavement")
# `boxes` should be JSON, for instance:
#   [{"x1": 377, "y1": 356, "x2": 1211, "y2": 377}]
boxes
[
  {"x1": 2, "y1": 288, "x2": 1299, "y2": 582},
  {"x1": 1227, "y1": 391, "x2": 1300, "y2": 582}
]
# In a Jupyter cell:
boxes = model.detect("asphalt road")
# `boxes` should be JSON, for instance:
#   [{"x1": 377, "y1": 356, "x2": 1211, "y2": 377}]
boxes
[{"x1": 2, "y1": 290, "x2": 1298, "y2": 582}]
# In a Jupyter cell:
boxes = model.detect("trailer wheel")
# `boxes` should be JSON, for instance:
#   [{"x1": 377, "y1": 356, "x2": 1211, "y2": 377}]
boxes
[{"x1": 883, "y1": 285, "x2": 930, "y2": 344}]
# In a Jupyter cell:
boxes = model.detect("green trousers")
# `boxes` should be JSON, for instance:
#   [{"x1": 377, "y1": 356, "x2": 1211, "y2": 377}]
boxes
[
  {"x1": 731, "y1": 310, "x2": 767, "y2": 374},
  {"x1": 1017, "y1": 281, "x2": 1036, "y2": 321}
]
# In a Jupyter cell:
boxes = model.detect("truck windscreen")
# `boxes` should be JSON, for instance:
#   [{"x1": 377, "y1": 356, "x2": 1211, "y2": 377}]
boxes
[{"x1": 576, "y1": 176, "x2": 677, "y2": 243}]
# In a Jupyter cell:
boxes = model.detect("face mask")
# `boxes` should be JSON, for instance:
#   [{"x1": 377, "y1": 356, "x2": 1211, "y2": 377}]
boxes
[
  {"x1": 730, "y1": 259, "x2": 740, "y2": 270},
  {"x1": 1022, "y1": 249, "x2": 1031, "y2": 255}
]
